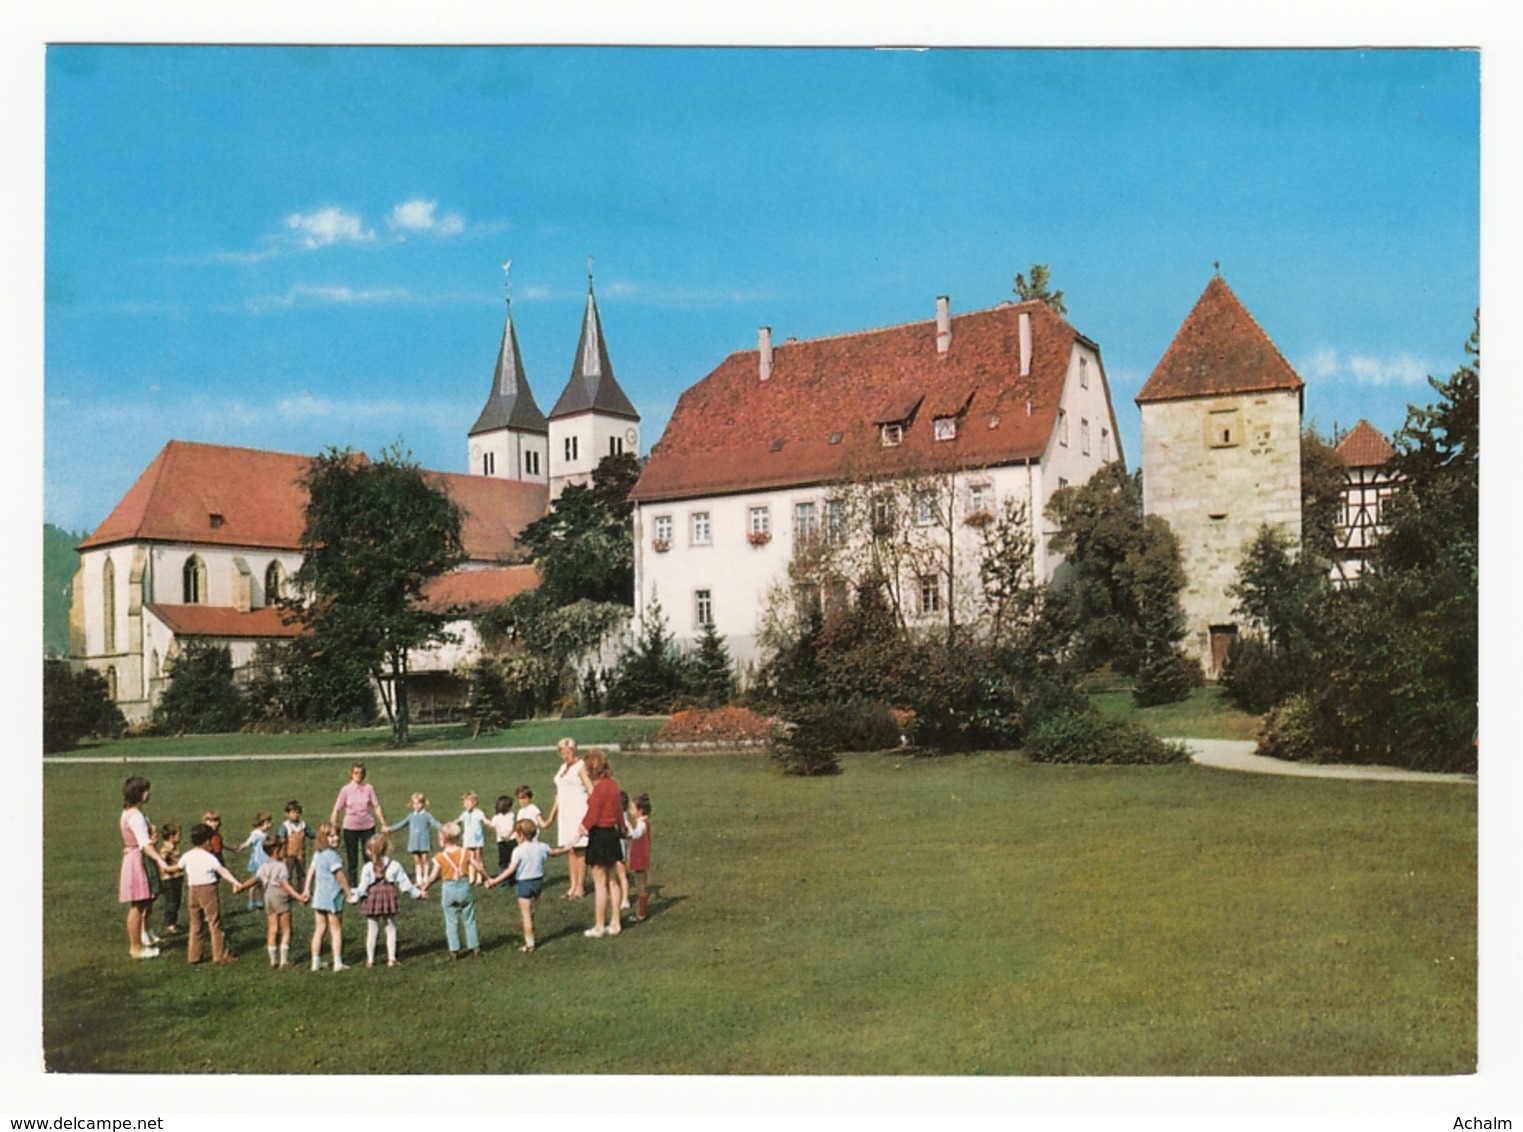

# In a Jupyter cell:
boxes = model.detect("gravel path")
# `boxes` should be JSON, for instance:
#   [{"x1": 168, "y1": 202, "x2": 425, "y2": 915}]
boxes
[{"x1": 1183, "y1": 738, "x2": 1476, "y2": 784}]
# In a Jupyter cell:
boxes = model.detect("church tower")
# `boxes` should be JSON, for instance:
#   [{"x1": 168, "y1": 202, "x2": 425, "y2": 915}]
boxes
[
  {"x1": 1137, "y1": 274, "x2": 1304, "y2": 676},
  {"x1": 468, "y1": 262, "x2": 549, "y2": 483},
  {"x1": 547, "y1": 264, "x2": 641, "y2": 499}
]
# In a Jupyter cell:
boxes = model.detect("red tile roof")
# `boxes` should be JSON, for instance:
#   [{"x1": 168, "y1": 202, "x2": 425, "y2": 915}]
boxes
[
  {"x1": 79, "y1": 440, "x2": 548, "y2": 564},
  {"x1": 1335, "y1": 419, "x2": 1396, "y2": 468},
  {"x1": 145, "y1": 603, "x2": 303, "y2": 639},
  {"x1": 1136, "y1": 276, "x2": 1304, "y2": 404},
  {"x1": 421, "y1": 565, "x2": 542, "y2": 613},
  {"x1": 630, "y1": 301, "x2": 1087, "y2": 503}
]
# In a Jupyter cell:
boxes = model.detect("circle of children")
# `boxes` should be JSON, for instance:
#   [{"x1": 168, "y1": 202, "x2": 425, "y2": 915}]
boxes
[{"x1": 118, "y1": 739, "x2": 653, "y2": 971}]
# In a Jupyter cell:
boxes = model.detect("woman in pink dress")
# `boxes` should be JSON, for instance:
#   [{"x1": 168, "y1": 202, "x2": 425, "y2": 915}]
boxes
[
  {"x1": 120, "y1": 776, "x2": 169, "y2": 960},
  {"x1": 330, "y1": 761, "x2": 387, "y2": 883}
]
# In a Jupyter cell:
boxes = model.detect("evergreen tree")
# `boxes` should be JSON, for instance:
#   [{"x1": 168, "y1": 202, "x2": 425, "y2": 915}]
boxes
[
  {"x1": 688, "y1": 619, "x2": 736, "y2": 707},
  {"x1": 43, "y1": 660, "x2": 126, "y2": 752},
  {"x1": 606, "y1": 595, "x2": 687, "y2": 714},
  {"x1": 1013, "y1": 263, "x2": 1067, "y2": 315}
]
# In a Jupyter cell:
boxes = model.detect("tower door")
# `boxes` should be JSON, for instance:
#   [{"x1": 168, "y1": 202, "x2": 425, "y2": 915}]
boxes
[{"x1": 1209, "y1": 624, "x2": 1238, "y2": 677}]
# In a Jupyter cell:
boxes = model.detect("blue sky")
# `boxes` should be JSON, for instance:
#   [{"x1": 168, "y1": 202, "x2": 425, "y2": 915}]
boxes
[{"x1": 44, "y1": 46, "x2": 1479, "y2": 533}]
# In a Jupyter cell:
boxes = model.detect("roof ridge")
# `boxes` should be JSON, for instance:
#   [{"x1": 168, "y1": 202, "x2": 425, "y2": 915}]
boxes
[{"x1": 755, "y1": 299, "x2": 1057, "y2": 353}]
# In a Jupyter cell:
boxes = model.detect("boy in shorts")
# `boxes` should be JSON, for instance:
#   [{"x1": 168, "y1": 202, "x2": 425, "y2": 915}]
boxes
[{"x1": 484, "y1": 820, "x2": 569, "y2": 953}]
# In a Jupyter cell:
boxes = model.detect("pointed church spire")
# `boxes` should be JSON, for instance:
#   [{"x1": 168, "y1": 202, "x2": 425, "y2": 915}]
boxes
[
  {"x1": 470, "y1": 259, "x2": 548, "y2": 437},
  {"x1": 549, "y1": 262, "x2": 639, "y2": 422}
]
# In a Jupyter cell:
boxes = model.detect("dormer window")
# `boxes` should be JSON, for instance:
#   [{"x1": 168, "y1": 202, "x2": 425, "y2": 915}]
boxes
[
  {"x1": 209, "y1": 513, "x2": 225, "y2": 529},
  {"x1": 933, "y1": 417, "x2": 957, "y2": 442},
  {"x1": 881, "y1": 423, "x2": 903, "y2": 448}
]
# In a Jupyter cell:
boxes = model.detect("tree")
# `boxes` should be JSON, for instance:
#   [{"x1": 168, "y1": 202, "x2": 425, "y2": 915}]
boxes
[
  {"x1": 43, "y1": 660, "x2": 125, "y2": 752},
  {"x1": 1013, "y1": 263, "x2": 1067, "y2": 315},
  {"x1": 687, "y1": 619, "x2": 737, "y2": 707},
  {"x1": 286, "y1": 444, "x2": 466, "y2": 745},
  {"x1": 1298, "y1": 320, "x2": 1479, "y2": 771},
  {"x1": 516, "y1": 451, "x2": 640, "y2": 607},
  {"x1": 154, "y1": 641, "x2": 246, "y2": 734},
  {"x1": 1045, "y1": 463, "x2": 1194, "y2": 703},
  {"x1": 1300, "y1": 427, "x2": 1346, "y2": 567},
  {"x1": 243, "y1": 638, "x2": 377, "y2": 728},
  {"x1": 606, "y1": 595, "x2": 688, "y2": 714}
]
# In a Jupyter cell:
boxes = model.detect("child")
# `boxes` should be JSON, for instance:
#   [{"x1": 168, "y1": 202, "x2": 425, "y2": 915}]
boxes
[
  {"x1": 627, "y1": 794, "x2": 652, "y2": 923},
  {"x1": 156, "y1": 822, "x2": 185, "y2": 936},
  {"x1": 387, "y1": 793, "x2": 442, "y2": 887},
  {"x1": 456, "y1": 792, "x2": 488, "y2": 872},
  {"x1": 236, "y1": 812, "x2": 275, "y2": 911},
  {"x1": 352, "y1": 834, "x2": 423, "y2": 967},
  {"x1": 180, "y1": 822, "x2": 255, "y2": 964},
  {"x1": 140, "y1": 821, "x2": 163, "y2": 947},
  {"x1": 419, "y1": 822, "x2": 483, "y2": 959},
  {"x1": 280, "y1": 801, "x2": 314, "y2": 885},
  {"x1": 488, "y1": 795, "x2": 518, "y2": 877},
  {"x1": 255, "y1": 835, "x2": 308, "y2": 967},
  {"x1": 515, "y1": 785, "x2": 545, "y2": 832},
  {"x1": 202, "y1": 811, "x2": 225, "y2": 864},
  {"x1": 301, "y1": 822, "x2": 354, "y2": 972},
  {"x1": 484, "y1": 819, "x2": 569, "y2": 953},
  {"x1": 615, "y1": 791, "x2": 632, "y2": 912}
]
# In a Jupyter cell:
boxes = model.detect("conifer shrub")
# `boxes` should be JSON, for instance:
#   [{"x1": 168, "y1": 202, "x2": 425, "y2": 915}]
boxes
[
  {"x1": 154, "y1": 642, "x2": 247, "y2": 734},
  {"x1": 43, "y1": 660, "x2": 126, "y2": 753},
  {"x1": 1024, "y1": 708, "x2": 1188, "y2": 765},
  {"x1": 770, "y1": 704, "x2": 843, "y2": 777},
  {"x1": 1218, "y1": 634, "x2": 1288, "y2": 716}
]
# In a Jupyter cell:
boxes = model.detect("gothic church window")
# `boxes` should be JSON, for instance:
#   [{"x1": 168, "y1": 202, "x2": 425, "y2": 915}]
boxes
[
  {"x1": 183, "y1": 556, "x2": 207, "y2": 605},
  {"x1": 102, "y1": 557, "x2": 116, "y2": 654},
  {"x1": 265, "y1": 560, "x2": 285, "y2": 605}
]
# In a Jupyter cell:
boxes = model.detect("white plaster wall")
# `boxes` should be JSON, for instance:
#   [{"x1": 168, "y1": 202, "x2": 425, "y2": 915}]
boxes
[
  {"x1": 634, "y1": 466, "x2": 1046, "y2": 665},
  {"x1": 469, "y1": 429, "x2": 548, "y2": 483},
  {"x1": 1140, "y1": 388, "x2": 1302, "y2": 668},
  {"x1": 549, "y1": 413, "x2": 639, "y2": 496}
]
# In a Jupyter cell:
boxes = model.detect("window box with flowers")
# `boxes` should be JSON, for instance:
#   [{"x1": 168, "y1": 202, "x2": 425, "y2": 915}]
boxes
[
  {"x1": 652, "y1": 538, "x2": 671, "y2": 553},
  {"x1": 963, "y1": 510, "x2": 994, "y2": 529},
  {"x1": 746, "y1": 530, "x2": 772, "y2": 547}
]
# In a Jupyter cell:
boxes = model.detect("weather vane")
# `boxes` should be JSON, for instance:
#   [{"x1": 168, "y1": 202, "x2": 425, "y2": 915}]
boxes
[
  {"x1": 1213, "y1": 259, "x2": 1221, "y2": 275},
  {"x1": 587, "y1": 254, "x2": 595, "y2": 288},
  {"x1": 502, "y1": 258, "x2": 512, "y2": 305}
]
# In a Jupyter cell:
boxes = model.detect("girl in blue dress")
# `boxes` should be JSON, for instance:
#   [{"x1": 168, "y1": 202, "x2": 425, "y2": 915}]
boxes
[
  {"x1": 388, "y1": 792, "x2": 442, "y2": 887},
  {"x1": 301, "y1": 822, "x2": 354, "y2": 973}
]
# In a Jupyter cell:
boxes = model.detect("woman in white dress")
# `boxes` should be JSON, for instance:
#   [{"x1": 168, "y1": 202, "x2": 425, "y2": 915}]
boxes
[{"x1": 542, "y1": 737, "x2": 592, "y2": 899}]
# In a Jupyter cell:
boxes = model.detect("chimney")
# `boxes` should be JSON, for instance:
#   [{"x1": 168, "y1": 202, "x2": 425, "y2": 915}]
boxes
[
  {"x1": 759, "y1": 326, "x2": 773, "y2": 381},
  {"x1": 936, "y1": 295, "x2": 951, "y2": 355},
  {"x1": 1018, "y1": 311, "x2": 1032, "y2": 377}
]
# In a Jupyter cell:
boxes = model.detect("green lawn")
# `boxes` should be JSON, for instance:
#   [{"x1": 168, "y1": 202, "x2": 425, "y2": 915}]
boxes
[
  {"x1": 45, "y1": 744, "x2": 1475, "y2": 1075},
  {"x1": 1091, "y1": 684, "x2": 1262, "y2": 741}
]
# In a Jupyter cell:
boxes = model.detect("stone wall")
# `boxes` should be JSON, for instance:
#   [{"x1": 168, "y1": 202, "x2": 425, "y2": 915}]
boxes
[{"x1": 1140, "y1": 389, "x2": 1302, "y2": 672}]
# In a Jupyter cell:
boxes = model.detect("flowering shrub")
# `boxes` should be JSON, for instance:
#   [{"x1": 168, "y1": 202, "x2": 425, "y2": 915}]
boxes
[
  {"x1": 963, "y1": 510, "x2": 993, "y2": 528},
  {"x1": 652, "y1": 537, "x2": 671, "y2": 553},
  {"x1": 656, "y1": 705, "x2": 777, "y2": 747},
  {"x1": 888, "y1": 706, "x2": 917, "y2": 745},
  {"x1": 746, "y1": 530, "x2": 772, "y2": 547}
]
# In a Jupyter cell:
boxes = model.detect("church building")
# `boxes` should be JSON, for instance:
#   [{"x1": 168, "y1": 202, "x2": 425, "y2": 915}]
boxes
[{"x1": 71, "y1": 274, "x2": 639, "y2": 722}]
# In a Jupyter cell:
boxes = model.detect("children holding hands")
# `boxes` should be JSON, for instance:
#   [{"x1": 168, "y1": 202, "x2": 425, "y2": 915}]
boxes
[
  {"x1": 388, "y1": 792, "x2": 443, "y2": 887},
  {"x1": 353, "y1": 834, "x2": 423, "y2": 967},
  {"x1": 419, "y1": 822, "x2": 484, "y2": 960},
  {"x1": 255, "y1": 835, "x2": 309, "y2": 967},
  {"x1": 484, "y1": 819, "x2": 570, "y2": 952},
  {"x1": 302, "y1": 822, "x2": 354, "y2": 972},
  {"x1": 180, "y1": 821, "x2": 256, "y2": 964}
]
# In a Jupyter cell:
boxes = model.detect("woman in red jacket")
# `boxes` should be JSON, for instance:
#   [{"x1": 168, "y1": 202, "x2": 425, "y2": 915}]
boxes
[{"x1": 578, "y1": 749, "x2": 627, "y2": 938}]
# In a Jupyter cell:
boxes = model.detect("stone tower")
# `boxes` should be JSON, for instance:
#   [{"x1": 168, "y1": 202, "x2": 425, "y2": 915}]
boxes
[
  {"x1": 547, "y1": 272, "x2": 641, "y2": 499},
  {"x1": 1136, "y1": 275, "x2": 1304, "y2": 675}
]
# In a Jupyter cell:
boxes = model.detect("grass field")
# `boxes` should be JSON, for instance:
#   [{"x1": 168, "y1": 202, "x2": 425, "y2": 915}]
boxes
[
  {"x1": 44, "y1": 741, "x2": 1475, "y2": 1075},
  {"x1": 1089, "y1": 684, "x2": 1262, "y2": 741}
]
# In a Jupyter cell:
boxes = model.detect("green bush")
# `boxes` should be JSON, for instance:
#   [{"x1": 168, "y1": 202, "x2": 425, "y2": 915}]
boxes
[
  {"x1": 1256, "y1": 693, "x2": 1325, "y2": 763},
  {"x1": 466, "y1": 658, "x2": 516, "y2": 736},
  {"x1": 42, "y1": 660, "x2": 126, "y2": 753},
  {"x1": 1024, "y1": 708, "x2": 1188, "y2": 766},
  {"x1": 1219, "y1": 634, "x2": 1290, "y2": 715},
  {"x1": 154, "y1": 642, "x2": 247, "y2": 734},
  {"x1": 243, "y1": 639, "x2": 377, "y2": 728}
]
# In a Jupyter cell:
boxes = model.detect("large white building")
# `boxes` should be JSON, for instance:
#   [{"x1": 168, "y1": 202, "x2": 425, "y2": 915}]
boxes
[{"x1": 628, "y1": 295, "x2": 1125, "y2": 661}]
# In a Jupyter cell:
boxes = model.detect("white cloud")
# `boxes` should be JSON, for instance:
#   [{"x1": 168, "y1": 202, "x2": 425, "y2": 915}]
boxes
[
  {"x1": 388, "y1": 198, "x2": 466, "y2": 237},
  {"x1": 1298, "y1": 349, "x2": 1433, "y2": 387},
  {"x1": 243, "y1": 283, "x2": 414, "y2": 313},
  {"x1": 285, "y1": 207, "x2": 375, "y2": 249}
]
